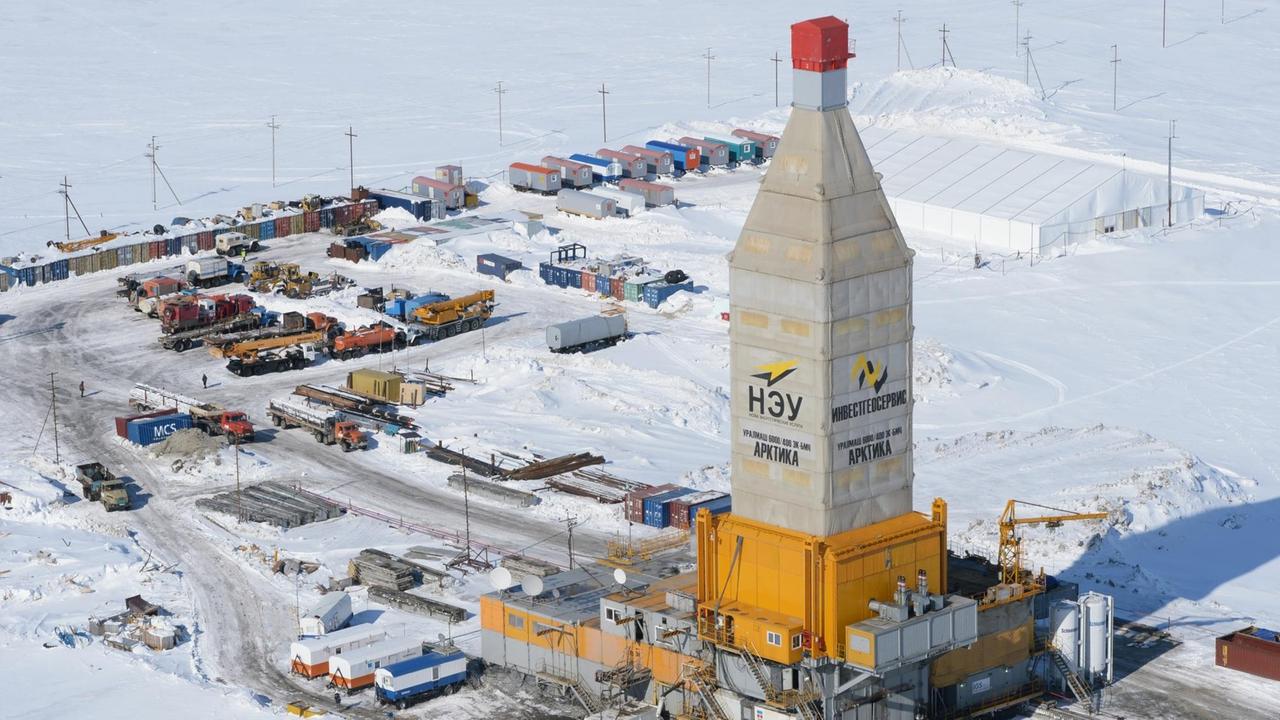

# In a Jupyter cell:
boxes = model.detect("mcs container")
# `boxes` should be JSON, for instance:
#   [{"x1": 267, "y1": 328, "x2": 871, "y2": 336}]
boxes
[{"x1": 126, "y1": 413, "x2": 194, "y2": 446}]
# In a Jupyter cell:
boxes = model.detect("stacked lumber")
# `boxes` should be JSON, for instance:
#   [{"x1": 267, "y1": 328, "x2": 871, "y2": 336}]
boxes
[
  {"x1": 546, "y1": 468, "x2": 650, "y2": 503},
  {"x1": 347, "y1": 549, "x2": 417, "y2": 591},
  {"x1": 195, "y1": 482, "x2": 344, "y2": 528},
  {"x1": 500, "y1": 553, "x2": 562, "y2": 578},
  {"x1": 504, "y1": 452, "x2": 604, "y2": 481},
  {"x1": 368, "y1": 586, "x2": 467, "y2": 623}
]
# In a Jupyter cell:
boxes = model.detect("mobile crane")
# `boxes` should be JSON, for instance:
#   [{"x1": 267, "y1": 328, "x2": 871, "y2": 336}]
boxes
[{"x1": 405, "y1": 290, "x2": 495, "y2": 344}]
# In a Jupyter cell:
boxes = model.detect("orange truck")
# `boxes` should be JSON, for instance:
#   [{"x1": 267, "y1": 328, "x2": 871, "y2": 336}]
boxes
[{"x1": 328, "y1": 323, "x2": 405, "y2": 360}]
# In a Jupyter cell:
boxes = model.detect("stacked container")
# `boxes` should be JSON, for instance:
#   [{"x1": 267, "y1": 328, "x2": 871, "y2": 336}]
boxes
[
  {"x1": 668, "y1": 491, "x2": 731, "y2": 530},
  {"x1": 642, "y1": 487, "x2": 696, "y2": 528},
  {"x1": 624, "y1": 484, "x2": 679, "y2": 524}
]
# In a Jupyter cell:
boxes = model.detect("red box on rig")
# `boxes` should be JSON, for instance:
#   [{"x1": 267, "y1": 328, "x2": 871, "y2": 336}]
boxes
[{"x1": 791, "y1": 16, "x2": 851, "y2": 72}]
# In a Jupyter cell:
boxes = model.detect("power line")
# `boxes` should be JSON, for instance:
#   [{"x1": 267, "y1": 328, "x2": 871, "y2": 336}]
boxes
[
  {"x1": 770, "y1": 51, "x2": 783, "y2": 106},
  {"x1": 344, "y1": 125, "x2": 357, "y2": 193},
  {"x1": 702, "y1": 48, "x2": 716, "y2": 108},
  {"x1": 57, "y1": 176, "x2": 90, "y2": 239},
  {"x1": 939, "y1": 24, "x2": 957, "y2": 68},
  {"x1": 1110, "y1": 45, "x2": 1121, "y2": 111},
  {"x1": 145, "y1": 136, "x2": 182, "y2": 208},
  {"x1": 267, "y1": 115, "x2": 281, "y2": 187}
]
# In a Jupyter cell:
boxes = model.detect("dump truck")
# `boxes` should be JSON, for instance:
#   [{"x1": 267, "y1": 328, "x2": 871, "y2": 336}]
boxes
[
  {"x1": 267, "y1": 399, "x2": 368, "y2": 452},
  {"x1": 132, "y1": 276, "x2": 187, "y2": 316},
  {"x1": 185, "y1": 257, "x2": 247, "y2": 288},
  {"x1": 406, "y1": 290, "x2": 495, "y2": 344},
  {"x1": 215, "y1": 231, "x2": 259, "y2": 256},
  {"x1": 328, "y1": 323, "x2": 405, "y2": 360},
  {"x1": 158, "y1": 309, "x2": 274, "y2": 352},
  {"x1": 159, "y1": 293, "x2": 255, "y2": 334},
  {"x1": 75, "y1": 463, "x2": 130, "y2": 511},
  {"x1": 129, "y1": 384, "x2": 255, "y2": 443}
]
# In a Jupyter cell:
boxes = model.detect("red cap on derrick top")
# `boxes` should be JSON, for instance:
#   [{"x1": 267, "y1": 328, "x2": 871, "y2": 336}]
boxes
[{"x1": 791, "y1": 16, "x2": 852, "y2": 72}]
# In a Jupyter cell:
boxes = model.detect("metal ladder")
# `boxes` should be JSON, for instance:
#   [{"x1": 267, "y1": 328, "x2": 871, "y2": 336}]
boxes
[
  {"x1": 1050, "y1": 648, "x2": 1093, "y2": 710},
  {"x1": 739, "y1": 644, "x2": 778, "y2": 702},
  {"x1": 568, "y1": 677, "x2": 603, "y2": 716},
  {"x1": 682, "y1": 663, "x2": 732, "y2": 720}
]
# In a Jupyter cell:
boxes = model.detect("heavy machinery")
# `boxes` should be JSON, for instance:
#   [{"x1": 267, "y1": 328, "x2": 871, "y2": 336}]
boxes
[
  {"x1": 301, "y1": 194, "x2": 323, "y2": 211},
  {"x1": 277, "y1": 267, "x2": 353, "y2": 299},
  {"x1": 227, "y1": 349, "x2": 309, "y2": 376},
  {"x1": 246, "y1": 261, "x2": 287, "y2": 292},
  {"x1": 132, "y1": 276, "x2": 187, "y2": 316},
  {"x1": 406, "y1": 290, "x2": 495, "y2": 344},
  {"x1": 159, "y1": 293, "x2": 255, "y2": 334},
  {"x1": 75, "y1": 462, "x2": 130, "y2": 511},
  {"x1": 998, "y1": 499, "x2": 1109, "y2": 589},
  {"x1": 210, "y1": 330, "x2": 325, "y2": 376},
  {"x1": 158, "y1": 309, "x2": 275, "y2": 352},
  {"x1": 210, "y1": 329, "x2": 325, "y2": 359},
  {"x1": 50, "y1": 230, "x2": 118, "y2": 253},
  {"x1": 332, "y1": 217, "x2": 381, "y2": 237},
  {"x1": 267, "y1": 399, "x2": 368, "y2": 452},
  {"x1": 328, "y1": 323, "x2": 405, "y2": 360},
  {"x1": 185, "y1": 257, "x2": 246, "y2": 288},
  {"x1": 129, "y1": 384, "x2": 256, "y2": 443}
]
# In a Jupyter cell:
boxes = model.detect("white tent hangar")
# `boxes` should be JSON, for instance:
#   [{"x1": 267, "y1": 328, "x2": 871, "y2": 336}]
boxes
[{"x1": 860, "y1": 127, "x2": 1205, "y2": 254}]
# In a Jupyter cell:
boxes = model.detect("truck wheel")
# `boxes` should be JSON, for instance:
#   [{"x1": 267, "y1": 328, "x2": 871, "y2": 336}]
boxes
[
  {"x1": 340, "y1": 441, "x2": 352, "y2": 453},
  {"x1": 314, "y1": 431, "x2": 324, "y2": 443},
  {"x1": 250, "y1": 241, "x2": 260, "y2": 251},
  {"x1": 443, "y1": 325, "x2": 456, "y2": 338},
  {"x1": 396, "y1": 700, "x2": 407, "y2": 710}
]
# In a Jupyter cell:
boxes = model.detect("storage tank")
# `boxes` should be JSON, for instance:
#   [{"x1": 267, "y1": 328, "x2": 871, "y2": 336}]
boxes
[
  {"x1": 1082, "y1": 592, "x2": 1112, "y2": 682},
  {"x1": 547, "y1": 315, "x2": 628, "y2": 353},
  {"x1": 1051, "y1": 599, "x2": 1080, "y2": 670}
]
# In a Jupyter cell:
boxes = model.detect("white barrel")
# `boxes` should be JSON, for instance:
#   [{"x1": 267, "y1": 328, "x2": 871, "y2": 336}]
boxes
[
  {"x1": 1050, "y1": 599, "x2": 1080, "y2": 670},
  {"x1": 1083, "y1": 592, "x2": 1110, "y2": 678}
]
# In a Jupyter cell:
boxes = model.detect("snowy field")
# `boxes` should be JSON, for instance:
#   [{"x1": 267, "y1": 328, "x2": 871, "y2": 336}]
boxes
[{"x1": 3, "y1": 2, "x2": 1280, "y2": 719}]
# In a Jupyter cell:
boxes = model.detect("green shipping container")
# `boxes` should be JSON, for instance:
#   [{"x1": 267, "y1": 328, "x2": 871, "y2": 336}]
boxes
[
  {"x1": 243, "y1": 221, "x2": 260, "y2": 240},
  {"x1": 290, "y1": 214, "x2": 305, "y2": 236}
]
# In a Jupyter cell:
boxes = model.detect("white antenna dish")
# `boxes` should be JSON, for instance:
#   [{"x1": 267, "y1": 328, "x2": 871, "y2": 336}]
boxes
[
  {"x1": 489, "y1": 567, "x2": 513, "y2": 592},
  {"x1": 613, "y1": 568, "x2": 627, "y2": 585},
  {"x1": 522, "y1": 574, "x2": 545, "y2": 598}
]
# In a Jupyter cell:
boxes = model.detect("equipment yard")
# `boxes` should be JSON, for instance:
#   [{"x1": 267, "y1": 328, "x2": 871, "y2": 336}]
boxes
[{"x1": 3, "y1": 2, "x2": 1280, "y2": 720}]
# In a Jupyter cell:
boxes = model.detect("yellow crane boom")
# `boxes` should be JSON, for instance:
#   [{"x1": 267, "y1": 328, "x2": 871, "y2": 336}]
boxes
[
  {"x1": 998, "y1": 499, "x2": 1108, "y2": 588},
  {"x1": 50, "y1": 231, "x2": 118, "y2": 253},
  {"x1": 208, "y1": 330, "x2": 324, "y2": 360}
]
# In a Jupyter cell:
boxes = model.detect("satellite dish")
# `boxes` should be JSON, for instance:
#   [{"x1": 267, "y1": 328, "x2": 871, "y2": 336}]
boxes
[
  {"x1": 613, "y1": 568, "x2": 628, "y2": 586},
  {"x1": 551, "y1": 588, "x2": 562, "y2": 600},
  {"x1": 489, "y1": 567, "x2": 513, "y2": 592},
  {"x1": 522, "y1": 574, "x2": 545, "y2": 598}
]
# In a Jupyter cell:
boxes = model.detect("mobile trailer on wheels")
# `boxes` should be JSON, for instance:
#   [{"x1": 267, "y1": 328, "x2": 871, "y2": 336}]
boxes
[
  {"x1": 508, "y1": 163, "x2": 562, "y2": 194},
  {"x1": 374, "y1": 649, "x2": 468, "y2": 709},
  {"x1": 329, "y1": 637, "x2": 425, "y2": 693},
  {"x1": 289, "y1": 624, "x2": 389, "y2": 678}
]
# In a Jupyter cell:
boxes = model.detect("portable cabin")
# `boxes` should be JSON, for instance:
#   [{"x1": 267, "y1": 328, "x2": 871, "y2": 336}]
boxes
[
  {"x1": 587, "y1": 187, "x2": 645, "y2": 217},
  {"x1": 476, "y1": 253, "x2": 523, "y2": 280},
  {"x1": 556, "y1": 189, "x2": 616, "y2": 220},
  {"x1": 568, "y1": 153, "x2": 623, "y2": 184},
  {"x1": 289, "y1": 625, "x2": 389, "y2": 678},
  {"x1": 508, "y1": 163, "x2": 561, "y2": 194},
  {"x1": 370, "y1": 189, "x2": 443, "y2": 222},
  {"x1": 435, "y1": 164, "x2": 463, "y2": 186},
  {"x1": 596, "y1": 149, "x2": 648, "y2": 178},
  {"x1": 732, "y1": 129, "x2": 780, "y2": 159},
  {"x1": 678, "y1": 137, "x2": 729, "y2": 167},
  {"x1": 622, "y1": 145, "x2": 675, "y2": 176},
  {"x1": 645, "y1": 141, "x2": 700, "y2": 173},
  {"x1": 541, "y1": 156, "x2": 594, "y2": 188},
  {"x1": 410, "y1": 177, "x2": 465, "y2": 210},
  {"x1": 329, "y1": 637, "x2": 425, "y2": 691},
  {"x1": 618, "y1": 179, "x2": 676, "y2": 207},
  {"x1": 374, "y1": 649, "x2": 467, "y2": 706},
  {"x1": 705, "y1": 136, "x2": 755, "y2": 164}
]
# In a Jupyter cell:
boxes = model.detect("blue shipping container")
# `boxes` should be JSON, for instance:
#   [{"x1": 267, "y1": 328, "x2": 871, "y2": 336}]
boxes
[
  {"x1": 642, "y1": 487, "x2": 695, "y2": 528},
  {"x1": 259, "y1": 219, "x2": 276, "y2": 241},
  {"x1": 687, "y1": 495, "x2": 732, "y2": 523},
  {"x1": 49, "y1": 259, "x2": 70, "y2": 282},
  {"x1": 319, "y1": 207, "x2": 335, "y2": 228},
  {"x1": 477, "y1": 253, "x2": 522, "y2": 280},
  {"x1": 370, "y1": 190, "x2": 434, "y2": 221},
  {"x1": 366, "y1": 241, "x2": 392, "y2": 262},
  {"x1": 126, "y1": 413, "x2": 194, "y2": 446},
  {"x1": 644, "y1": 281, "x2": 693, "y2": 309},
  {"x1": 538, "y1": 261, "x2": 552, "y2": 284}
]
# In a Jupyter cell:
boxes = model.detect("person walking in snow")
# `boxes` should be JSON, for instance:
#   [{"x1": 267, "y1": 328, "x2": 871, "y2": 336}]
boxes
[
  {"x1": 201, "y1": 373, "x2": 208, "y2": 389},
  {"x1": 79, "y1": 380, "x2": 85, "y2": 398}
]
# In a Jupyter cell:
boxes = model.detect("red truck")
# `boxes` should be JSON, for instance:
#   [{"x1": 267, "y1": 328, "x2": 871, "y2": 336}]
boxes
[
  {"x1": 160, "y1": 294, "x2": 255, "y2": 334},
  {"x1": 133, "y1": 276, "x2": 187, "y2": 316},
  {"x1": 328, "y1": 323, "x2": 405, "y2": 360}
]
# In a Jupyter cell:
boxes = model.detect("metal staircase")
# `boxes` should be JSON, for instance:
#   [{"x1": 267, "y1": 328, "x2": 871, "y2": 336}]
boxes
[
  {"x1": 535, "y1": 661, "x2": 602, "y2": 715},
  {"x1": 682, "y1": 662, "x2": 731, "y2": 720},
  {"x1": 739, "y1": 645, "x2": 822, "y2": 720},
  {"x1": 1049, "y1": 648, "x2": 1093, "y2": 710},
  {"x1": 739, "y1": 643, "x2": 778, "y2": 702}
]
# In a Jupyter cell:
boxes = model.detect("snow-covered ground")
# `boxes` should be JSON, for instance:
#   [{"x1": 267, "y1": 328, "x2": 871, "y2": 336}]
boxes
[{"x1": 3, "y1": 2, "x2": 1280, "y2": 719}]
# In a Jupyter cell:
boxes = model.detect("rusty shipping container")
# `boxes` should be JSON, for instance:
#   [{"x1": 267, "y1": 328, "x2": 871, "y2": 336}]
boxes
[
  {"x1": 305, "y1": 211, "x2": 321, "y2": 233},
  {"x1": 623, "y1": 484, "x2": 679, "y2": 524},
  {"x1": 1217, "y1": 626, "x2": 1280, "y2": 681}
]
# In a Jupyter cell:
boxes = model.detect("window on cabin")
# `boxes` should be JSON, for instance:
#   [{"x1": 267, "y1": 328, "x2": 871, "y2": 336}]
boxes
[
  {"x1": 792, "y1": 633, "x2": 803, "y2": 650},
  {"x1": 508, "y1": 613, "x2": 524, "y2": 630},
  {"x1": 766, "y1": 631, "x2": 782, "y2": 647}
]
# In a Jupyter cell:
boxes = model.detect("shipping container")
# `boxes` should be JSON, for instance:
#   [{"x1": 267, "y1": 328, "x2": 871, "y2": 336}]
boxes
[
  {"x1": 508, "y1": 162, "x2": 562, "y2": 194},
  {"x1": 365, "y1": 241, "x2": 392, "y2": 262},
  {"x1": 732, "y1": 129, "x2": 780, "y2": 160},
  {"x1": 304, "y1": 211, "x2": 321, "y2": 233},
  {"x1": 623, "y1": 274, "x2": 663, "y2": 303},
  {"x1": 624, "y1": 484, "x2": 679, "y2": 524},
  {"x1": 242, "y1": 221, "x2": 261, "y2": 240},
  {"x1": 291, "y1": 213, "x2": 305, "y2": 236},
  {"x1": 623, "y1": 145, "x2": 674, "y2": 176},
  {"x1": 348, "y1": 369, "x2": 401, "y2": 404},
  {"x1": 643, "y1": 280, "x2": 693, "y2": 309},
  {"x1": 569, "y1": 153, "x2": 624, "y2": 184},
  {"x1": 542, "y1": 156, "x2": 594, "y2": 188},
  {"x1": 320, "y1": 206, "x2": 335, "y2": 228},
  {"x1": 668, "y1": 491, "x2": 730, "y2": 530},
  {"x1": 476, "y1": 253, "x2": 522, "y2": 280},
  {"x1": 126, "y1": 413, "x2": 194, "y2": 446},
  {"x1": 166, "y1": 236, "x2": 182, "y2": 257},
  {"x1": 100, "y1": 249, "x2": 119, "y2": 271},
  {"x1": 259, "y1": 218, "x2": 276, "y2": 241},
  {"x1": 374, "y1": 649, "x2": 467, "y2": 707},
  {"x1": 150, "y1": 239, "x2": 167, "y2": 260},
  {"x1": 596, "y1": 149, "x2": 649, "y2": 179},
  {"x1": 410, "y1": 177, "x2": 465, "y2": 209},
  {"x1": 197, "y1": 231, "x2": 215, "y2": 251},
  {"x1": 274, "y1": 216, "x2": 290, "y2": 239},
  {"x1": 581, "y1": 271, "x2": 596, "y2": 293},
  {"x1": 645, "y1": 141, "x2": 700, "y2": 173},
  {"x1": 50, "y1": 259, "x2": 70, "y2": 281},
  {"x1": 705, "y1": 136, "x2": 755, "y2": 164},
  {"x1": 547, "y1": 314, "x2": 627, "y2": 353},
  {"x1": 618, "y1": 178, "x2": 676, "y2": 208},
  {"x1": 1217, "y1": 626, "x2": 1280, "y2": 681},
  {"x1": 329, "y1": 636, "x2": 425, "y2": 691},
  {"x1": 556, "y1": 189, "x2": 616, "y2": 220},
  {"x1": 0, "y1": 273, "x2": 8, "y2": 292},
  {"x1": 370, "y1": 189, "x2": 441, "y2": 222},
  {"x1": 585, "y1": 187, "x2": 645, "y2": 217},
  {"x1": 538, "y1": 262, "x2": 552, "y2": 284},
  {"x1": 595, "y1": 273, "x2": 611, "y2": 296},
  {"x1": 643, "y1": 487, "x2": 696, "y2": 528},
  {"x1": 289, "y1": 624, "x2": 389, "y2": 678},
  {"x1": 609, "y1": 276, "x2": 624, "y2": 300},
  {"x1": 114, "y1": 408, "x2": 180, "y2": 439},
  {"x1": 679, "y1": 137, "x2": 729, "y2": 167}
]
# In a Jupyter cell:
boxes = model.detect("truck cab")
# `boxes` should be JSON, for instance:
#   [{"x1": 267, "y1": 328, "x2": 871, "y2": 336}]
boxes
[
  {"x1": 98, "y1": 478, "x2": 130, "y2": 511},
  {"x1": 134, "y1": 276, "x2": 187, "y2": 316},
  {"x1": 215, "y1": 231, "x2": 259, "y2": 257},
  {"x1": 218, "y1": 411, "x2": 255, "y2": 443},
  {"x1": 333, "y1": 420, "x2": 368, "y2": 452},
  {"x1": 76, "y1": 462, "x2": 130, "y2": 511}
]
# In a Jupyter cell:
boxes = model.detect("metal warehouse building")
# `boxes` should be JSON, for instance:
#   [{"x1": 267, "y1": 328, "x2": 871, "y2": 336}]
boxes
[{"x1": 860, "y1": 127, "x2": 1205, "y2": 253}]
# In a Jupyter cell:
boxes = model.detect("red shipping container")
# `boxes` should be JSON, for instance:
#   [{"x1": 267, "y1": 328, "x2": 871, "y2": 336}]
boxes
[
  {"x1": 624, "y1": 484, "x2": 678, "y2": 524},
  {"x1": 197, "y1": 231, "x2": 215, "y2": 251},
  {"x1": 667, "y1": 491, "x2": 728, "y2": 530},
  {"x1": 351, "y1": 202, "x2": 366, "y2": 220},
  {"x1": 114, "y1": 407, "x2": 178, "y2": 439},
  {"x1": 1217, "y1": 627, "x2": 1280, "y2": 681},
  {"x1": 275, "y1": 217, "x2": 290, "y2": 238},
  {"x1": 610, "y1": 277, "x2": 624, "y2": 300},
  {"x1": 582, "y1": 272, "x2": 596, "y2": 293},
  {"x1": 304, "y1": 211, "x2": 320, "y2": 232},
  {"x1": 150, "y1": 239, "x2": 167, "y2": 259}
]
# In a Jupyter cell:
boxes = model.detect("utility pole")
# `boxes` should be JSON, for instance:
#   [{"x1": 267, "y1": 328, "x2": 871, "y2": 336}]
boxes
[
  {"x1": 267, "y1": 116, "x2": 280, "y2": 187},
  {"x1": 702, "y1": 48, "x2": 715, "y2": 108},
  {"x1": 344, "y1": 126, "x2": 357, "y2": 194},
  {"x1": 1222, "y1": 0, "x2": 1226, "y2": 24},
  {"x1": 1110, "y1": 45, "x2": 1121, "y2": 111},
  {"x1": 1022, "y1": 31, "x2": 1033, "y2": 84},
  {"x1": 1162, "y1": 0, "x2": 1167, "y2": 48},
  {"x1": 57, "y1": 177, "x2": 90, "y2": 239},
  {"x1": 234, "y1": 434, "x2": 241, "y2": 523},
  {"x1": 462, "y1": 467, "x2": 473, "y2": 559},
  {"x1": 1012, "y1": 0, "x2": 1024, "y2": 54},
  {"x1": 1172, "y1": 120, "x2": 1177, "y2": 225},
  {"x1": 939, "y1": 24, "x2": 956, "y2": 68},
  {"x1": 146, "y1": 136, "x2": 159, "y2": 210},
  {"x1": 597, "y1": 83, "x2": 610, "y2": 142},
  {"x1": 893, "y1": 11, "x2": 907, "y2": 71},
  {"x1": 49, "y1": 372, "x2": 59, "y2": 463},
  {"x1": 494, "y1": 81, "x2": 507, "y2": 145},
  {"x1": 565, "y1": 515, "x2": 580, "y2": 570},
  {"x1": 770, "y1": 51, "x2": 782, "y2": 106}
]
